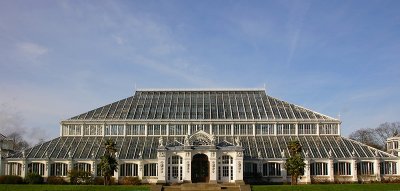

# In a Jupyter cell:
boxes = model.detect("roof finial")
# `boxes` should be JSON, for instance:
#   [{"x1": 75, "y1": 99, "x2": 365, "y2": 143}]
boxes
[{"x1": 263, "y1": 83, "x2": 267, "y2": 93}]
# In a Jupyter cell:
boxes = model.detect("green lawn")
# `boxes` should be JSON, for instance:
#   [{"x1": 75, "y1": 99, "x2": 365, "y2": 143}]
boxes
[
  {"x1": 252, "y1": 184, "x2": 400, "y2": 191},
  {"x1": 0, "y1": 184, "x2": 149, "y2": 191}
]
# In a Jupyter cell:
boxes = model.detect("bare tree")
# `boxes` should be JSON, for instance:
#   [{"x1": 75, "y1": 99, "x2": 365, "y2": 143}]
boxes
[
  {"x1": 349, "y1": 122, "x2": 400, "y2": 150},
  {"x1": 7, "y1": 132, "x2": 30, "y2": 151}
]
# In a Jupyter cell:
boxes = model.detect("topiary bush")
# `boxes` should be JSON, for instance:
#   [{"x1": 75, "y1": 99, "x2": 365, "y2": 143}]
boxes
[
  {"x1": 119, "y1": 176, "x2": 141, "y2": 185},
  {"x1": 0, "y1": 175, "x2": 24, "y2": 184},
  {"x1": 25, "y1": 173, "x2": 44, "y2": 184},
  {"x1": 46, "y1": 176, "x2": 67, "y2": 184}
]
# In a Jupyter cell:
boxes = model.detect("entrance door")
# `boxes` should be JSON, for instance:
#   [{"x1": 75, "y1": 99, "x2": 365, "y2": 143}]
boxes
[{"x1": 191, "y1": 154, "x2": 209, "y2": 183}]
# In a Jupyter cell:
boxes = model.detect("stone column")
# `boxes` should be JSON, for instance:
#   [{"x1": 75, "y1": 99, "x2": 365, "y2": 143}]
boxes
[
  {"x1": 92, "y1": 160, "x2": 97, "y2": 178},
  {"x1": 303, "y1": 159, "x2": 311, "y2": 184},
  {"x1": 209, "y1": 151, "x2": 217, "y2": 184},
  {"x1": 234, "y1": 150, "x2": 244, "y2": 184},
  {"x1": 351, "y1": 158, "x2": 358, "y2": 182},
  {"x1": 328, "y1": 158, "x2": 334, "y2": 182},
  {"x1": 182, "y1": 151, "x2": 192, "y2": 183},
  {"x1": 374, "y1": 159, "x2": 381, "y2": 181},
  {"x1": 21, "y1": 159, "x2": 27, "y2": 178},
  {"x1": 138, "y1": 161, "x2": 143, "y2": 180},
  {"x1": 157, "y1": 148, "x2": 167, "y2": 184}
]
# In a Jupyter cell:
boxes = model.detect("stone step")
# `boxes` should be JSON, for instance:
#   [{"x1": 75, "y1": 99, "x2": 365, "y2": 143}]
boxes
[{"x1": 162, "y1": 183, "x2": 242, "y2": 191}]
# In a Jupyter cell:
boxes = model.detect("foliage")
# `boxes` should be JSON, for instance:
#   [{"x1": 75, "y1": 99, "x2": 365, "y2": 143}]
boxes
[
  {"x1": 119, "y1": 176, "x2": 141, "y2": 185},
  {"x1": 68, "y1": 169, "x2": 93, "y2": 185},
  {"x1": 93, "y1": 177, "x2": 116, "y2": 185},
  {"x1": 349, "y1": 121, "x2": 400, "y2": 150},
  {"x1": 284, "y1": 140, "x2": 305, "y2": 185},
  {"x1": 25, "y1": 173, "x2": 44, "y2": 184},
  {"x1": 0, "y1": 175, "x2": 24, "y2": 184},
  {"x1": 0, "y1": 184, "x2": 150, "y2": 191},
  {"x1": 99, "y1": 139, "x2": 118, "y2": 186},
  {"x1": 46, "y1": 176, "x2": 67, "y2": 184}
]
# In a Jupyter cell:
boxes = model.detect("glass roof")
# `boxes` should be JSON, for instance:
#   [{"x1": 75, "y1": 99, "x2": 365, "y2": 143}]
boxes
[
  {"x1": 11, "y1": 135, "x2": 394, "y2": 160},
  {"x1": 68, "y1": 90, "x2": 338, "y2": 121}
]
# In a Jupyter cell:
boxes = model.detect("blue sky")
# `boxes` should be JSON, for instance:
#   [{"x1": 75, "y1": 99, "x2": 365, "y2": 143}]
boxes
[{"x1": 0, "y1": 0, "x2": 399, "y2": 144}]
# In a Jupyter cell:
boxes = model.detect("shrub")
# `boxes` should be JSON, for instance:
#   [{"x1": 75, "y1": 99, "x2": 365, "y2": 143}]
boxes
[
  {"x1": 0, "y1": 175, "x2": 24, "y2": 184},
  {"x1": 46, "y1": 176, "x2": 67, "y2": 184},
  {"x1": 119, "y1": 176, "x2": 141, "y2": 185},
  {"x1": 25, "y1": 173, "x2": 44, "y2": 184},
  {"x1": 94, "y1": 176, "x2": 117, "y2": 185},
  {"x1": 68, "y1": 169, "x2": 93, "y2": 185}
]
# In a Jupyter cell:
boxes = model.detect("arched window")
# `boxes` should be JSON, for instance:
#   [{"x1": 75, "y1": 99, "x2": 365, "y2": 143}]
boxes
[
  {"x1": 380, "y1": 161, "x2": 397, "y2": 175},
  {"x1": 120, "y1": 163, "x2": 138, "y2": 176},
  {"x1": 144, "y1": 163, "x2": 157, "y2": 176},
  {"x1": 28, "y1": 162, "x2": 45, "y2": 176},
  {"x1": 310, "y1": 162, "x2": 328, "y2": 175},
  {"x1": 218, "y1": 155, "x2": 233, "y2": 182},
  {"x1": 5, "y1": 162, "x2": 22, "y2": 176},
  {"x1": 263, "y1": 162, "x2": 281, "y2": 176},
  {"x1": 333, "y1": 162, "x2": 351, "y2": 175},
  {"x1": 167, "y1": 155, "x2": 183, "y2": 181},
  {"x1": 357, "y1": 162, "x2": 374, "y2": 175},
  {"x1": 50, "y1": 163, "x2": 68, "y2": 176},
  {"x1": 74, "y1": 163, "x2": 91, "y2": 173}
]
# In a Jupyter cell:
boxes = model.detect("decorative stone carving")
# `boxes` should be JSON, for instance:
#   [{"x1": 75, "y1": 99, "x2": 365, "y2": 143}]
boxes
[
  {"x1": 159, "y1": 152, "x2": 165, "y2": 157},
  {"x1": 160, "y1": 161, "x2": 164, "y2": 174},
  {"x1": 212, "y1": 161, "x2": 216, "y2": 174},
  {"x1": 159, "y1": 137, "x2": 164, "y2": 147},
  {"x1": 304, "y1": 150, "x2": 309, "y2": 158},
  {"x1": 281, "y1": 150, "x2": 286, "y2": 158},
  {"x1": 186, "y1": 152, "x2": 190, "y2": 157},
  {"x1": 238, "y1": 161, "x2": 242, "y2": 173},
  {"x1": 184, "y1": 134, "x2": 190, "y2": 146},
  {"x1": 258, "y1": 150, "x2": 262, "y2": 158},
  {"x1": 328, "y1": 149, "x2": 333, "y2": 158},
  {"x1": 237, "y1": 151, "x2": 242, "y2": 157},
  {"x1": 187, "y1": 161, "x2": 190, "y2": 173},
  {"x1": 235, "y1": 137, "x2": 241, "y2": 146}
]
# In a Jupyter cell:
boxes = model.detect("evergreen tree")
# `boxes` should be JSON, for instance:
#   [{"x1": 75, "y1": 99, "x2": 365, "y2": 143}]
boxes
[
  {"x1": 99, "y1": 139, "x2": 118, "y2": 185},
  {"x1": 284, "y1": 140, "x2": 305, "y2": 185}
]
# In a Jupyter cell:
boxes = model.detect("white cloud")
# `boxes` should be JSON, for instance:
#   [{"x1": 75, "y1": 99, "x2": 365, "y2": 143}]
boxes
[{"x1": 16, "y1": 42, "x2": 48, "y2": 60}]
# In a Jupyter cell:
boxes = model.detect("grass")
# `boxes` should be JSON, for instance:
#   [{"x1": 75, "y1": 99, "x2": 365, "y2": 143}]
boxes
[
  {"x1": 252, "y1": 184, "x2": 400, "y2": 191},
  {"x1": 0, "y1": 184, "x2": 149, "y2": 191}
]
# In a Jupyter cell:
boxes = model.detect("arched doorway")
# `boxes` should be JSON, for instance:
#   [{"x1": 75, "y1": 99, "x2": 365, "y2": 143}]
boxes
[{"x1": 191, "y1": 154, "x2": 209, "y2": 183}]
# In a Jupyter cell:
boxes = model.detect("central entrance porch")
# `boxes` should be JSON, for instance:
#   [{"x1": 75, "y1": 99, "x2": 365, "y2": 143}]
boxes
[{"x1": 191, "y1": 154, "x2": 209, "y2": 183}]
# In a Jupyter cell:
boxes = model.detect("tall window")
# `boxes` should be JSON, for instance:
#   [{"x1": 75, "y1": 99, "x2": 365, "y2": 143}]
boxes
[
  {"x1": 74, "y1": 163, "x2": 92, "y2": 173},
  {"x1": 28, "y1": 163, "x2": 45, "y2": 176},
  {"x1": 298, "y1": 124, "x2": 317, "y2": 135},
  {"x1": 234, "y1": 124, "x2": 252, "y2": 135},
  {"x1": 191, "y1": 124, "x2": 210, "y2": 133},
  {"x1": 276, "y1": 124, "x2": 295, "y2": 135},
  {"x1": 212, "y1": 124, "x2": 231, "y2": 135},
  {"x1": 148, "y1": 124, "x2": 167, "y2": 135},
  {"x1": 168, "y1": 155, "x2": 183, "y2": 180},
  {"x1": 50, "y1": 163, "x2": 68, "y2": 176},
  {"x1": 256, "y1": 124, "x2": 274, "y2": 135},
  {"x1": 263, "y1": 163, "x2": 281, "y2": 176},
  {"x1": 357, "y1": 162, "x2": 374, "y2": 175},
  {"x1": 169, "y1": 124, "x2": 188, "y2": 135},
  {"x1": 380, "y1": 161, "x2": 397, "y2": 175},
  {"x1": 83, "y1": 124, "x2": 103, "y2": 136},
  {"x1": 5, "y1": 163, "x2": 22, "y2": 176},
  {"x1": 120, "y1": 163, "x2": 138, "y2": 176},
  {"x1": 62, "y1": 124, "x2": 81, "y2": 136},
  {"x1": 319, "y1": 124, "x2": 339, "y2": 135},
  {"x1": 310, "y1": 162, "x2": 328, "y2": 175},
  {"x1": 244, "y1": 162, "x2": 258, "y2": 177},
  {"x1": 105, "y1": 124, "x2": 124, "y2": 135},
  {"x1": 144, "y1": 163, "x2": 157, "y2": 176},
  {"x1": 334, "y1": 162, "x2": 351, "y2": 175},
  {"x1": 126, "y1": 124, "x2": 145, "y2": 135},
  {"x1": 218, "y1": 155, "x2": 233, "y2": 181}
]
